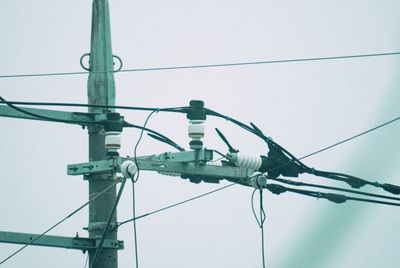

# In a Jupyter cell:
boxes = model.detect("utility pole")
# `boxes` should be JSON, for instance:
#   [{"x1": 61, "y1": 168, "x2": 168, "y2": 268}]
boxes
[{"x1": 87, "y1": 0, "x2": 118, "y2": 267}]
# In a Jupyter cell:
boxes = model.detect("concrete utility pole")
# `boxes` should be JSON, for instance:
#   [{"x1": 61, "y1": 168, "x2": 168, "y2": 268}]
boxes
[{"x1": 87, "y1": 0, "x2": 117, "y2": 267}]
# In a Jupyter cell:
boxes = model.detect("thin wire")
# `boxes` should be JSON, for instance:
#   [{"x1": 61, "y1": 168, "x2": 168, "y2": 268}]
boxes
[
  {"x1": 83, "y1": 254, "x2": 89, "y2": 268},
  {"x1": 133, "y1": 111, "x2": 157, "y2": 183},
  {"x1": 1, "y1": 51, "x2": 400, "y2": 79},
  {"x1": 130, "y1": 110, "x2": 157, "y2": 268},
  {"x1": 299, "y1": 116, "x2": 400, "y2": 160},
  {"x1": 260, "y1": 189, "x2": 266, "y2": 268},
  {"x1": 251, "y1": 189, "x2": 262, "y2": 227},
  {"x1": 117, "y1": 183, "x2": 236, "y2": 227},
  {"x1": 131, "y1": 176, "x2": 139, "y2": 268},
  {"x1": 251, "y1": 188, "x2": 266, "y2": 268},
  {"x1": 0, "y1": 179, "x2": 120, "y2": 265}
]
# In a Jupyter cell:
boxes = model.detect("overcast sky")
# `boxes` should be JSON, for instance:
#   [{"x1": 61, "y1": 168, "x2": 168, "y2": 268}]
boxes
[{"x1": 1, "y1": 1, "x2": 400, "y2": 267}]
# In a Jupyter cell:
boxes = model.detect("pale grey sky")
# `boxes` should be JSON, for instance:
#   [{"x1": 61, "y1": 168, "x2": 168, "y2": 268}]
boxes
[{"x1": 1, "y1": 1, "x2": 400, "y2": 267}]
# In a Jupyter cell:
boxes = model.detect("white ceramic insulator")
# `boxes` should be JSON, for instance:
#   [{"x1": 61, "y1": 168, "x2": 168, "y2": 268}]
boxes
[
  {"x1": 158, "y1": 171, "x2": 181, "y2": 177},
  {"x1": 188, "y1": 120, "x2": 205, "y2": 139},
  {"x1": 120, "y1": 160, "x2": 138, "y2": 178},
  {"x1": 235, "y1": 153, "x2": 262, "y2": 171},
  {"x1": 105, "y1": 132, "x2": 121, "y2": 151}
]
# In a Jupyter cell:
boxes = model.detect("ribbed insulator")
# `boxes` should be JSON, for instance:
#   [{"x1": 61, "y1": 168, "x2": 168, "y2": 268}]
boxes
[
  {"x1": 188, "y1": 120, "x2": 205, "y2": 139},
  {"x1": 235, "y1": 153, "x2": 262, "y2": 171},
  {"x1": 105, "y1": 131, "x2": 121, "y2": 151}
]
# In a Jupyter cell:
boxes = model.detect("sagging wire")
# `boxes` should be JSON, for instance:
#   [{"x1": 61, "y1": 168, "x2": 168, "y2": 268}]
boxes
[
  {"x1": 0, "y1": 96, "x2": 94, "y2": 126},
  {"x1": 130, "y1": 110, "x2": 158, "y2": 268},
  {"x1": 0, "y1": 179, "x2": 121, "y2": 266},
  {"x1": 1, "y1": 96, "x2": 184, "y2": 152},
  {"x1": 251, "y1": 186, "x2": 266, "y2": 268}
]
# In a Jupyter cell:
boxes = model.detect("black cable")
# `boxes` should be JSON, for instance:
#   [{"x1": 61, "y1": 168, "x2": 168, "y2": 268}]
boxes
[
  {"x1": 251, "y1": 189, "x2": 261, "y2": 227},
  {"x1": 132, "y1": 111, "x2": 157, "y2": 183},
  {"x1": 0, "y1": 179, "x2": 121, "y2": 266},
  {"x1": 269, "y1": 177, "x2": 400, "y2": 202},
  {"x1": 129, "y1": 110, "x2": 156, "y2": 268},
  {"x1": 123, "y1": 120, "x2": 184, "y2": 152},
  {"x1": 1, "y1": 51, "x2": 400, "y2": 79},
  {"x1": 260, "y1": 189, "x2": 266, "y2": 268},
  {"x1": 90, "y1": 178, "x2": 127, "y2": 268},
  {"x1": 251, "y1": 188, "x2": 266, "y2": 268},
  {"x1": 207, "y1": 107, "x2": 400, "y2": 194},
  {"x1": 0, "y1": 99, "x2": 187, "y2": 114},
  {"x1": 1, "y1": 97, "x2": 184, "y2": 152},
  {"x1": 265, "y1": 183, "x2": 400, "y2": 207},
  {"x1": 117, "y1": 183, "x2": 236, "y2": 228},
  {"x1": 0, "y1": 96, "x2": 94, "y2": 126}
]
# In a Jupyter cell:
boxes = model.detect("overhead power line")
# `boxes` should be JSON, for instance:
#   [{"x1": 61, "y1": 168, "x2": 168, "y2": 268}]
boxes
[{"x1": 0, "y1": 51, "x2": 400, "y2": 79}]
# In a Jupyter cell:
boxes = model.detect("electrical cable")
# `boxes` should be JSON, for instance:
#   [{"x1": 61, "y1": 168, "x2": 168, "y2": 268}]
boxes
[
  {"x1": 116, "y1": 110, "x2": 400, "y2": 228},
  {"x1": 0, "y1": 179, "x2": 121, "y2": 266},
  {"x1": 117, "y1": 183, "x2": 236, "y2": 228},
  {"x1": 251, "y1": 187, "x2": 266, "y2": 268},
  {"x1": 268, "y1": 177, "x2": 400, "y2": 202},
  {"x1": 130, "y1": 110, "x2": 157, "y2": 268},
  {"x1": 298, "y1": 116, "x2": 400, "y2": 160},
  {"x1": 131, "y1": 175, "x2": 139, "y2": 268},
  {"x1": 83, "y1": 253, "x2": 89, "y2": 268},
  {"x1": 123, "y1": 120, "x2": 184, "y2": 152},
  {"x1": 132, "y1": 111, "x2": 158, "y2": 183},
  {"x1": 0, "y1": 99, "x2": 186, "y2": 114},
  {"x1": 0, "y1": 97, "x2": 184, "y2": 152},
  {"x1": 1, "y1": 51, "x2": 400, "y2": 79},
  {"x1": 90, "y1": 178, "x2": 128, "y2": 268},
  {"x1": 0, "y1": 96, "x2": 94, "y2": 126},
  {"x1": 265, "y1": 183, "x2": 400, "y2": 207},
  {"x1": 206, "y1": 107, "x2": 400, "y2": 194},
  {"x1": 260, "y1": 189, "x2": 266, "y2": 268}
]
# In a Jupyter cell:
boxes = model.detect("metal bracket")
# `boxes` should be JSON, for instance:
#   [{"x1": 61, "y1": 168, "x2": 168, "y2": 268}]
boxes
[
  {"x1": 68, "y1": 149, "x2": 256, "y2": 186},
  {"x1": 0, "y1": 231, "x2": 124, "y2": 251},
  {"x1": 68, "y1": 157, "x2": 122, "y2": 176}
]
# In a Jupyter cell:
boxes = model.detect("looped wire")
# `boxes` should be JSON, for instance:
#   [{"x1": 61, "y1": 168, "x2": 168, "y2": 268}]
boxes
[
  {"x1": 80, "y1": 53, "x2": 91, "y2": 71},
  {"x1": 112, "y1": 55, "x2": 123, "y2": 72},
  {"x1": 80, "y1": 53, "x2": 123, "y2": 72}
]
